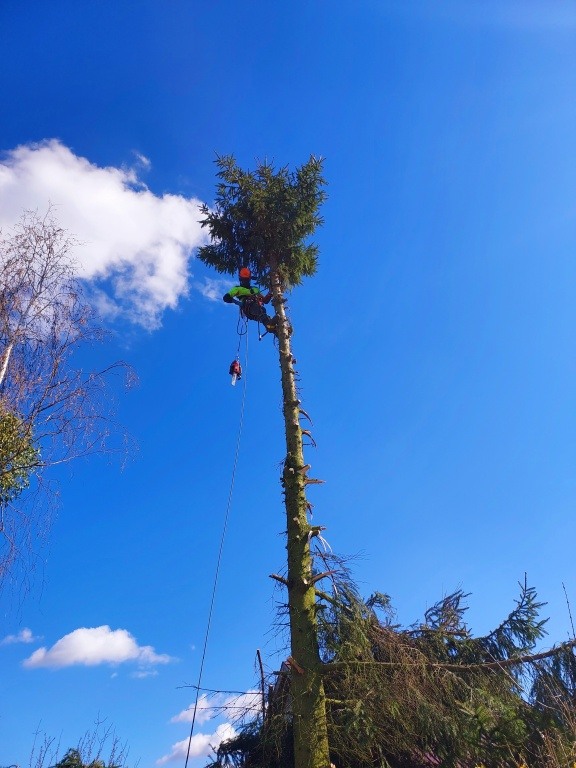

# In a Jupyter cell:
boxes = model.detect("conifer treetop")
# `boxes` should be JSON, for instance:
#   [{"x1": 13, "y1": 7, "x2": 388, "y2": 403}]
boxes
[{"x1": 198, "y1": 155, "x2": 327, "y2": 288}]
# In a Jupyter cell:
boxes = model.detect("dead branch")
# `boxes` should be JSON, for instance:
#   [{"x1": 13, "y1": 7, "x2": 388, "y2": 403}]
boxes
[
  {"x1": 301, "y1": 429, "x2": 317, "y2": 447},
  {"x1": 311, "y1": 570, "x2": 338, "y2": 585}
]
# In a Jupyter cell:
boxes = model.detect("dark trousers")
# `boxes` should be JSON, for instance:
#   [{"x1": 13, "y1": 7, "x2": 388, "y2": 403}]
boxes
[{"x1": 241, "y1": 297, "x2": 269, "y2": 324}]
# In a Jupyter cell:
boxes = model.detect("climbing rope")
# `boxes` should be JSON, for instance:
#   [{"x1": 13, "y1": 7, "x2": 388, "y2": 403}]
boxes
[
  {"x1": 183, "y1": 331, "x2": 248, "y2": 768},
  {"x1": 236, "y1": 310, "x2": 248, "y2": 339}
]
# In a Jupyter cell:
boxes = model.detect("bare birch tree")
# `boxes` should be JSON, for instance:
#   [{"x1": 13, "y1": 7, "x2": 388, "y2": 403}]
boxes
[{"x1": 0, "y1": 211, "x2": 132, "y2": 589}]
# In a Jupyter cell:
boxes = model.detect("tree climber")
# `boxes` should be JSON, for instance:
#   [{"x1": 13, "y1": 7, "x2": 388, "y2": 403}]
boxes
[{"x1": 223, "y1": 267, "x2": 278, "y2": 334}]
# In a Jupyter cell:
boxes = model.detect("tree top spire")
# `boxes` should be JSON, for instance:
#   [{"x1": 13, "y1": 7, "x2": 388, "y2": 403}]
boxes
[{"x1": 197, "y1": 155, "x2": 327, "y2": 289}]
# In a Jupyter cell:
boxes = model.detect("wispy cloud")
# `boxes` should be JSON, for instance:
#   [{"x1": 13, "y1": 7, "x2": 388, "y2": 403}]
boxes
[
  {"x1": 170, "y1": 691, "x2": 261, "y2": 725},
  {"x1": 0, "y1": 140, "x2": 209, "y2": 329},
  {"x1": 156, "y1": 723, "x2": 236, "y2": 764},
  {"x1": 170, "y1": 694, "x2": 214, "y2": 726},
  {"x1": 194, "y1": 277, "x2": 234, "y2": 302},
  {"x1": 132, "y1": 669, "x2": 159, "y2": 679},
  {"x1": 22, "y1": 625, "x2": 174, "y2": 669},
  {"x1": 1, "y1": 627, "x2": 39, "y2": 645}
]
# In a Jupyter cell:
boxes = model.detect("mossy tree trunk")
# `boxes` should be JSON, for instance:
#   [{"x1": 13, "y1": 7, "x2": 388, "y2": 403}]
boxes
[{"x1": 270, "y1": 261, "x2": 331, "y2": 768}]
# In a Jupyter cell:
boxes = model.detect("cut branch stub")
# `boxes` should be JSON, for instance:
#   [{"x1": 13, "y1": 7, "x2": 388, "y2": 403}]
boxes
[
  {"x1": 301, "y1": 429, "x2": 317, "y2": 447},
  {"x1": 270, "y1": 573, "x2": 289, "y2": 587},
  {"x1": 286, "y1": 656, "x2": 305, "y2": 675}
]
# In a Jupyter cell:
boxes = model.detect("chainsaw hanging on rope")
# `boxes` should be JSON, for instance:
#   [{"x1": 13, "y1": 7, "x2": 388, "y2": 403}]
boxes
[{"x1": 229, "y1": 358, "x2": 242, "y2": 386}]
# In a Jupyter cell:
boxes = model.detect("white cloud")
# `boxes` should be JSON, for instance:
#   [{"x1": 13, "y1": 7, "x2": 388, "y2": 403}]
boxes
[
  {"x1": 157, "y1": 723, "x2": 236, "y2": 764},
  {"x1": 0, "y1": 140, "x2": 209, "y2": 329},
  {"x1": 1, "y1": 627, "x2": 38, "y2": 645},
  {"x1": 22, "y1": 625, "x2": 173, "y2": 669}
]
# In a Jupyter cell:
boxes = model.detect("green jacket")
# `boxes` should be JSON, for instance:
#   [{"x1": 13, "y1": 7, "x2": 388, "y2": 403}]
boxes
[{"x1": 226, "y1": 285, "x2": 263, "y2": 299}]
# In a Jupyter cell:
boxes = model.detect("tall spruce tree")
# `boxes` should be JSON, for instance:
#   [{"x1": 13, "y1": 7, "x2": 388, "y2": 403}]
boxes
[{"x1": 198, "y1": 156, "x2": 330, "y2": 768}]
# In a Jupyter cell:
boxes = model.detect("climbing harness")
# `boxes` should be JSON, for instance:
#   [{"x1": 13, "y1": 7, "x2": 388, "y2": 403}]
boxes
[
  {"x1": 239, "y1": 292, "x2": 264, "y2": 319},
  {"x1": 240, "y1": 299, "x2": 277, "y2": 341},
  {"x1": 235, "y1": 296, "x2": 274, "y2": 344},
  {"x1": 184, "y1": 332, "x2": 248, "y2": 768}
]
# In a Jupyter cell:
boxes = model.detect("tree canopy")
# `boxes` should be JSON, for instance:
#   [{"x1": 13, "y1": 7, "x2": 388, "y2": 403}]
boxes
[{"x1": 198, "y1": 155, "x2": 327, "y2": 288}]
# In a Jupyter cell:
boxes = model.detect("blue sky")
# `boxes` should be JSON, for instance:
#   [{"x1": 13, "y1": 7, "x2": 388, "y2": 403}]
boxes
[{"x1": 1, "y1": 1, "x2": 576, "y2": 765}]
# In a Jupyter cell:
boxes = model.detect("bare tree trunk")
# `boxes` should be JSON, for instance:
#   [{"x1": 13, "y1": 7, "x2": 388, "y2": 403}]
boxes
[
  {"x1": 0, "y1": 341, "x2": 14, "y2": 388},
  {"x1": 270, "y1": 263, "x2": 331, "y2": 768}
]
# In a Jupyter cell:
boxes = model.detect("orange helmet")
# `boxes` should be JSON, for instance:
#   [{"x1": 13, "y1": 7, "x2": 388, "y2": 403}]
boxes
[{"x1": 239, "y1": 267, "x2": 251, "y2": 280}]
